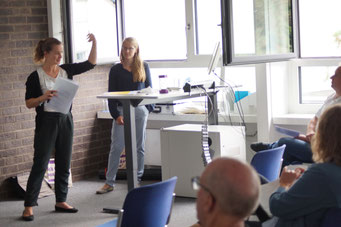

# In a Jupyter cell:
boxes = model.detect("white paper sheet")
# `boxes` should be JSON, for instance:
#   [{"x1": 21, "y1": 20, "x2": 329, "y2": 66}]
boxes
[
  {"x1": 275, "y1": 125, "x2": 300, "y2": 137},
  {"x1": 45, "y1": 77, "x2": 79, "y2": 114}
]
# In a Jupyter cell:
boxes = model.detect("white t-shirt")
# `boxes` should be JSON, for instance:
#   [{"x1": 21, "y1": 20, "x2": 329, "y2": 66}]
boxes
[
  {"x1": 37, "y1": 67, "x2": 68, "y2": 112},
  {"x1": 315, "y1": 93, "x2": 341, "y2": 118}
]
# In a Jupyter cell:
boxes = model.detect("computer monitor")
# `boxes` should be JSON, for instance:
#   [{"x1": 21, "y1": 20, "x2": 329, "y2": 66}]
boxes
[{"x1": 207, "y1": 41, "x2": 221, "y2": 75}]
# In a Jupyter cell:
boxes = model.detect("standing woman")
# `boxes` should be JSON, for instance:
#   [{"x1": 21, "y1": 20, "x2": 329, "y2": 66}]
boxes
[
  {"x1": 96, "y1": 37, "x2": 153, "y2": 194},
  {"x1": 22, "y1": 34, "x2": 97, "y2": 221}
]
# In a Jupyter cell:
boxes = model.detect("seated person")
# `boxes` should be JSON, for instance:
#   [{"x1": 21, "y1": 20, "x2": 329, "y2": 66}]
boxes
[
  {"x1": 264, "y1": 104, "x2": 341, "y2": 226},
  {"x1": 190, "y1": 157, "x2": 260, "y2": 227},
  {"x1": 251, "y1": 66, "x2": 341, "y2": 167}
]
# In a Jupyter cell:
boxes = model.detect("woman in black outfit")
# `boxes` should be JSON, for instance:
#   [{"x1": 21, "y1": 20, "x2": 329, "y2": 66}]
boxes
[{"x1": 22, "y1": 34, "x2": 97, "y2": 221}]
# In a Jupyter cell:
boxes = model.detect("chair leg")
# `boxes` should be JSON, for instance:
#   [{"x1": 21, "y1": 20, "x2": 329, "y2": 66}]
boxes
[{"x1": 116, "y1": 209, "x2": 124, "y2": 227}]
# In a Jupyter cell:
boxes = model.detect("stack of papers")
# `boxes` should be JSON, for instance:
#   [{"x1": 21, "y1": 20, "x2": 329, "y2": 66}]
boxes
[{"x1": 45, "y1": 77, "x2": 79, "y2": 114}]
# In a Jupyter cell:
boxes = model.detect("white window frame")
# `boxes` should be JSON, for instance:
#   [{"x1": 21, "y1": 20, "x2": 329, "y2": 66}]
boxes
[{"x1": 288, "y1": 58, "x2": 341, "y2": 114}]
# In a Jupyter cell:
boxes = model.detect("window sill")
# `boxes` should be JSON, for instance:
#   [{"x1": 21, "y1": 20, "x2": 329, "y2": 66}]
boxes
[{"x1": 273, "y1": 114, "x2": 314, "y2": 126}]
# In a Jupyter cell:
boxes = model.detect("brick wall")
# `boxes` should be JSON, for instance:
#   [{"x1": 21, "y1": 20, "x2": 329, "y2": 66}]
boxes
[{"x1": 0, "y1": 0, "x2": 112, "y2": 199}]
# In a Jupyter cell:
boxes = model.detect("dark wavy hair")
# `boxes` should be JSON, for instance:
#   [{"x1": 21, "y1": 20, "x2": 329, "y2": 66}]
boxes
[{"x1": 33, "y1": 37, "x2": 61, "y2": 64}]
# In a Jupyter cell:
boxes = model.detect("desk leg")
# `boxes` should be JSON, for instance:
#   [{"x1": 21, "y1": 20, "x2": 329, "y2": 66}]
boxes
[
  {"x1": 208, "y1": 93, "x2": 218, "y2": 125},
  {"x1": 122, "y1": 101, "x2": 138, "y2": 191}
]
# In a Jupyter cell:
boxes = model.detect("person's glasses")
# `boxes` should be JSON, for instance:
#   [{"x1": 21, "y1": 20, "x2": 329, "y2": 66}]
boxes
[
  {"x1": 191, "y1": 176, "x2": 215, "y2": 200},
  {"x1": 123, "y1": 47, "x2": 135, "y2": 51}
]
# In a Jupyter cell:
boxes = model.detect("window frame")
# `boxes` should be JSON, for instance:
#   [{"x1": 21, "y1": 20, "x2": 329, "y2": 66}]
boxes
[
  {"x1": 288, "y1": 58, "x2": 341, "y2": 114},
  {"x1": 288, "y1": 0, "x2": 341, "y2": 114},
  {"x1": 221, "y1": 0, "x2": 298, "y2": 66}
]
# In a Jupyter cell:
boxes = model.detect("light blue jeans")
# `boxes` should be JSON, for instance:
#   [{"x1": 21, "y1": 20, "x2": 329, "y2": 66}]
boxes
[{"x1": 105, "y1": 106, "x2": 149, "y2": 186}]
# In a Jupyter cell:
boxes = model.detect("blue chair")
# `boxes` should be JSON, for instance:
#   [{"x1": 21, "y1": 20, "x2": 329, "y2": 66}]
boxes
[
  {"x1": 321, "y1": 207, "x2": 341, "y2": 227},
  {"x1": 250, "y1": 145, "x2": 286, "y2": 182},
  {"x1": 97, "y1": 176, "x2": 177, "y2": 227}
]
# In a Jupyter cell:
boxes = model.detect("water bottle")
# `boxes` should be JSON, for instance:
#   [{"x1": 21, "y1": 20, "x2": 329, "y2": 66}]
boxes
[{"x1": 159, "y1": 75, "x2": 168, "y2": 94}]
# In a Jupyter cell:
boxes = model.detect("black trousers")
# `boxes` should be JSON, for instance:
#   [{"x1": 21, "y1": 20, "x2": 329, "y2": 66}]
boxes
[{"x1": 24, "y1": 112, "x2": 73, "y2": 207}]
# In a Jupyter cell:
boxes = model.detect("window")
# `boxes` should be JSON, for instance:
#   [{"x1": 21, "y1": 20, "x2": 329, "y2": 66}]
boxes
[
  {"x1": 124, "y1": 0, "x2": 187, "y2": 60},
  {"x1": 221, "y1": 0, "x2": 296, "y2": 65},
  {"x1": 295, "y1": 0, "x2": 341, "y2": 106},
  {"x1": 299, "y1": 66, "x2": 335, "y2": 104},
  {"x1": 299, "y1": 0, "x2": 341, "y2": 58},
  {"x1": 68, "y1": 0, "x2": 118, "y2": 64},
  {"x1": 195, "y1": 0, "x2": 222, "y2": 55}
]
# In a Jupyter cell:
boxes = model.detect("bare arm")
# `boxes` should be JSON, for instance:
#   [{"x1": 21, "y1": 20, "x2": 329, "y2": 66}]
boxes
[
  {"x1": 87, "y1": 33, "x2": 97, "y2": 65},
  {"x1": 295, "y1": 116, "x2": 318, "y2": 142},
  {"x1": 25, "y1": 90, "x2": 57, "y2": 108},
  {"x1": 306, "y1": 116, "x2": 318, "y2": 142}
]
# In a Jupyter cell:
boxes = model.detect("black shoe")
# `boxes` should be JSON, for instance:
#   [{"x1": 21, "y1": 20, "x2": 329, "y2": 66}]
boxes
[
  {"x1": 55, "y1": 206, "x2": 78, "y2": 213},
  {"x1": 250, "y1": 142, "x2": 271, "y2": 152},
  {"x1": 22, "y1": 212, "x2": 34, "y2": 221}
]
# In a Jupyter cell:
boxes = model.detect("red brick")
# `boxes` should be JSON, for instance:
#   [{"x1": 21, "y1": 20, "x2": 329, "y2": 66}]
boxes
[
  {"x1": 11, "y1": 49, "x2": 30, "y2": 57},
  {"x1": 9, "y1": 16, "x2": 26, "y2": 24},
  {"x1": 0, "y1": 40, "x2": 15, "y2": 48},
  {"x1": 27, "y1": 31, "x2": 47, "y2": 39},
  {"x1": 21, "y1": 120, "x2": 35, "y2": 129},
  {"x1": 0, "y1": 132, "x2": 16, "y2": 140},
  {"x1": 27, "y1": 1, "x2": 43, "y2": 7},
  {"x1": 2, "y1": 165, "x2": 19, "y2": 175},
  {"x1": 0, "y1": 58, "x2": 18, "y2": 66},
  {"x1": 22, "y1": 137, "x2": 33, "y2": 146},
  {"x1": 9, "y1": 1, "x2": 26, "y2": 7},
  {"x1": 14, "y1": 25, "x2": 31, "y2": 32},
  {"x1": 31, "y1": 8, "x2": 46, "y2": 15},
  {"x1": 0, "y1": 83, "x2": 13, "y2": 91},
  {"x1": 1, "y1": 106, "x2": 20, "y2": 116},
  {"x1": 19, "y1": 8, "x2": 30, "y2": 15},
  {"x1": 10, "y1": 32, "x2": 27, "y2": 40},
  {"x1": 16, "y1": 129, "x2": 34, "y2": 139},
  {"x1": 3, "y1": 122, "x2": 21, "y2": 131},
  {"x1": 31, "y1": 23, "x2": 47, "y2": 32},
  {"x1": 27, "y1": 16, "x2": 44, "y2": 23},
  {"x1": 0, "y1": 17, "x2": 9, "y2": 24},
  {"x1": 5, "y1": 155, "x2": 23, "y2": 165},
  {"x1": 0, "y1": 9, "x2": 12, "y2": 16},
  {"x1": 16, "y1": 40, "x2": 33, "y2": 48},
  {"x1": 0, "y1": 25, "x2": 14, "y2": 32}
]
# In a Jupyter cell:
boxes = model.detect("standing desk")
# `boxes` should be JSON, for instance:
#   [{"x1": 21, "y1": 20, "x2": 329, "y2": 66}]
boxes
[{"x1": 97, "y1": 89, "x2": 218, "y2": 191}]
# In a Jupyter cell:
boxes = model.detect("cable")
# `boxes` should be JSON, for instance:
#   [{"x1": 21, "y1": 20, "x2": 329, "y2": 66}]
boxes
[{"x1": 211, "y1": 70, "x2": 247, "y2": 138}]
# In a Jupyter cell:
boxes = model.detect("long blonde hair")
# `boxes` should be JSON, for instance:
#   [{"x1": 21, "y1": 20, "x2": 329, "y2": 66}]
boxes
[
  {"x1": 120, "y1": 37, "x2": 146, "y2": 82},
  {"x1": 312, "y1": 104, "x2": 341, "y2": 166}
]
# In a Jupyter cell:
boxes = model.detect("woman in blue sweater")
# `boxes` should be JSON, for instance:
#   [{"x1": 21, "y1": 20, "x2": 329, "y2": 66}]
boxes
[
  {"x1": 96, "y1": 37, "x2": 153, "y2": 194},
  {"x1": 269, "y1": 104, "x2": 341, "y2": 227}
]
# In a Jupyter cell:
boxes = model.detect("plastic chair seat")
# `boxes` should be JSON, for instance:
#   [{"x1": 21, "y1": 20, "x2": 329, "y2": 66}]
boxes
[
  {"x1": 251, "y1": 145, "x2": 286, "y2": 182},
  {"x1": 97, "y1": 176, "x2": 177, "y2": 227}
]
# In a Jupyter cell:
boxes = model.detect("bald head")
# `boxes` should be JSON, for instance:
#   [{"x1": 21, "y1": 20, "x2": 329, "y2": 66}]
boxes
[{"x1": 201, "y1": 157, "x2": 260, "y2": 218}]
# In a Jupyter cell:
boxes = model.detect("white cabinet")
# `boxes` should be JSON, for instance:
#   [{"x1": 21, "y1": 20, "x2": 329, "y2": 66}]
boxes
[
  {"x1": 145, "y1": 129, "x2": 162, "y2": 166},
  {"x1": 161, "y1": 124, "x2": 245, "y2": 198}
]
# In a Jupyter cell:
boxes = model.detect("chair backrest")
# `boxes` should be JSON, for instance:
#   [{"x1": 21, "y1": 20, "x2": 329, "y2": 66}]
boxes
[
  {"x1": 119, "y1": 176, "x2": 177, "y2": 227},
  {"x1": 321, "y1": 207, "x2": 341, "y2": 227},
  {"x1": 251, "y1": 145, "x2": 286, "y2": 182}
]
